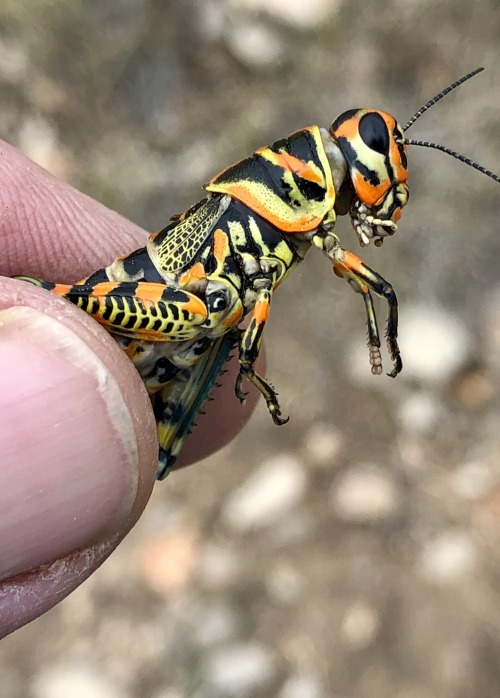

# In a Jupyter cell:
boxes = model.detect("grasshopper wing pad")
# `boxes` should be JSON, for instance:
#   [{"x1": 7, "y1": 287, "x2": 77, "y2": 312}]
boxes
[
  {"x1": 156, "y1": 332, "x2": 237, "y2": 478},
  {"x1": 150, "y1": 197, "x2": 226, "y2": 274}
]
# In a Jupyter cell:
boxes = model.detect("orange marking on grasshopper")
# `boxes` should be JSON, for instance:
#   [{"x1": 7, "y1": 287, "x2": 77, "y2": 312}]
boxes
[
  {"x1": 179, "y1": 261, "x2": 206, "y2": 287},
  {"x1": 51, "y1": 283, "x2": 72, "y2": 297},
  {"x1": 181, "y1": 295, "x2": 208, "y2": 321},
  {"x1": 87, "y1": 281, "x2": 161, "y2": 306},
  {"x1": 253, "y1": 296, "x2": 270, "y2": 324},
  {"x1": 124, "y1": 340, "x2": 141, "y2": 359},
  {"x1": 213, "y1": 229, "x2": 230, "y2": 265},
  {"x1": 352, "y1": 169, "x2": 390, "y2": 208},
  {"x1": 262, "y1": 149, "x2": 324, "y2": 185},
  {"x1": 222, "y1": 301, "x2": 244, "y2": 328},
  {"x1": 333, "y1": 251, "x2": 370, "y2": 292}
]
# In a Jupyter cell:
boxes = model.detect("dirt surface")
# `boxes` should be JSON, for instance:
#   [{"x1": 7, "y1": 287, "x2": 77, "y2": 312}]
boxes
[{"x1": 1, "y1": 1, "x2": 500, "y2": 696}]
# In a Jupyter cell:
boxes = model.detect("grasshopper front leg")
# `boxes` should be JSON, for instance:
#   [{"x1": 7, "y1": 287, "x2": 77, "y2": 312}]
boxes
[
  {"x1": 330, "y1": 247, "x2": 402, "y2": 377},
  {"x1": 311, "y1": 233, "x2": 401, "y2": 377}
]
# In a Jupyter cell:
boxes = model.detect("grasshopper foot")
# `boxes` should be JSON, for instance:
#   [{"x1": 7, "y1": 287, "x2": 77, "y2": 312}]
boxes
[{"x1": 236, "y1": 364, "x2": 288, "y2": 425}]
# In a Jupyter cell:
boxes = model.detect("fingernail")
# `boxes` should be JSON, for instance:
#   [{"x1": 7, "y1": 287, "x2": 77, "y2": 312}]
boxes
[{"x1": 0, "y1": 306, "x2": 139, "y2": 580}]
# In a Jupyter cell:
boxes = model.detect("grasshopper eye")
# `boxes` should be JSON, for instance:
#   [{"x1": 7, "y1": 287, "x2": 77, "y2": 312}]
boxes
[
  {"x1": 207, "y1": 290, "x2": 228, "y2": 313},
  {"x1": 359, "y1": 112, "x2": 390, "y2": 155}
]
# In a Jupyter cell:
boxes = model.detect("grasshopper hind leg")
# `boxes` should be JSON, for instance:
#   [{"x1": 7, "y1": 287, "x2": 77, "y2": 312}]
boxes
[{"x1": 155, "y1": 333, "x2": 237, "y2": 479}]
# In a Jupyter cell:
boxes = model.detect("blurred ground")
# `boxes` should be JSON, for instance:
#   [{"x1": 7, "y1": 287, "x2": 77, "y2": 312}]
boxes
[{"x1": 1, "y1": 1, "x2": 500, "y2": 696}]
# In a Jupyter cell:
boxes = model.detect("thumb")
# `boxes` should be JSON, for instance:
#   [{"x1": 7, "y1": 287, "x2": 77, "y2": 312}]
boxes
[{"x1": 0, "y1": 278, "x2": 157, "y2": 637}]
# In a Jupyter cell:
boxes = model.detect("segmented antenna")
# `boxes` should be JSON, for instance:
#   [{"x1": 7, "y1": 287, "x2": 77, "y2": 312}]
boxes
[
  {"x1": 403, "y1": 139, "x2": 500, "y2": 184},
  {"x1": 403, "y1": 67, "x2": 484, "y2": 132},
  {"x1": 402, "y1": 67, "x2": 500, "y2": 185}
]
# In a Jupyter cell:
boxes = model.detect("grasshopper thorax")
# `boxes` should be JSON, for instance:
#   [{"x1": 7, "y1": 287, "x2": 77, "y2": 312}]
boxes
[{"x1": 330, "y1": 109, "x2": 410, "y2": 247}]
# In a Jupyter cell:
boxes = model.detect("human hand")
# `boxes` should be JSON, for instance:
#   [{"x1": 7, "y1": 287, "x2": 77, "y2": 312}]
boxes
[{"x1": 0, "y1": 140, "x2": 257, "y2": 637}]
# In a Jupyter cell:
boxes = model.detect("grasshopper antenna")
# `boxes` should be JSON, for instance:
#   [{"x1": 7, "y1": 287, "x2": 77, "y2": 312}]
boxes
[
  {"x1": 403, "y1": 67, "x2": 485, "y2": 132},
  {"x1": 401, "y1": 67, "x2": 500, "y2": 185}
]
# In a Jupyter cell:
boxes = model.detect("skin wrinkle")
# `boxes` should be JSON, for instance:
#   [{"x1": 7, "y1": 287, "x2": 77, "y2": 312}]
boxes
[
  {"x1": 45, "y1": 192, "x2": 106, "y2": 263},
  {"x1": 27, "y1": 219, "x2": 51, "y2": 271},
  {"x1": 2, "y1": 185, "x2": 46, "y2": 274},
  {"x1": 79, "y1": 204, "x2": 149, "y2": 261},
  {"x1": 56, "y1": 181, "x2": 147, "y2": 249},
  {"x1": 0, "y1": 140, "x2": 147, "y2": 277},
  {"x1": 21, "y1": 187, "x2": 85, "y2": 274}
]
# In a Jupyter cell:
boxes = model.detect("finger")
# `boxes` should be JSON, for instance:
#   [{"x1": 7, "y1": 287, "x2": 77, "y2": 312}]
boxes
[
  {"x1": 0, "y1": 278, "x2": 157, "y2": 637},
  {"x1": 0, "y1": 141, "x2": 258, "y2": 465},
  {"x1": 0, "y1": 139, "x2": 149, "y2": 281}
]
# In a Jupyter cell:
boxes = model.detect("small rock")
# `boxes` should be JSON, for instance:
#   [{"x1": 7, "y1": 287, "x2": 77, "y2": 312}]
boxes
[
  {"x1": 195, "y1": 1, "x2": 226, "y2": 40},
  {"x1": 234, "y1": 0, "x2": 338, "y2": 27},
  {"x1": 270, "y1": 510, "x2": 315, "y2": 545},
  {"x1": 303, "y1": 423, "x2": 343, "y2": 466},
  {"x1": 279, "y1": 675, "x2": 323, "y2": 698},
  {"x1": 397, "y1": 391, "x2": 442, "y2": 432},
  {"x1": 447, "y1": 365, "x2": 496, "y2": 408},
  {"x1": 330, "y1": 466, "x2": 400, "y2": 522},
  {"x1": 193, "y1": 603, "x2": 241, "y2": 647},
  {"x1": 198, "y1": 544, "x2": 239, "y2": 587},
  {"x1": 0, "y1": 38, "x2": 28, "y2": 81},
  {"x1": 226, "y1": 20, "x2": 284, "y2": 67},
  {"x1": 482, "y1": 285, "x2": 500, "y2": 373},
  {"x1": 266, "y1": 562, "x2": 303, "y2": 603},
  {"x1": 473, "y1": 486, "x2": 500, "y2": 538},
  {"x1": 204, "y1": 643, "x2": 275, "y2": 696},
  {"x1": 419, "y1": 531, "x2": 478, "y2": 583},
  {"x1": 451, "y1": 461, "x2": 495, "y2": 501},
  {"x1": 224, "y1": 454, "x2": 307, "y2": 530},
  {"x1": 398, "y1": 304, "x2": 471, "y2": 383},
  {"x1": 341, "y1": 601, "x2": 380, "y2": 649},
  {"x1": 139, "y1": 527, "x2": 199, "y2": 595},
  {"x1": 150, "y1": 691, "x2": 184, "y2": 698},
  {"x1": 32, "y1": 665, "x2": 122, "y2": 698},
  {"x1": 18, "y1": 116, "x2": 69, "y2": 178}
]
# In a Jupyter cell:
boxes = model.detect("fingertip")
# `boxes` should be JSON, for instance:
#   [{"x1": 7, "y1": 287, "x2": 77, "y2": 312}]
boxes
[{"x1": 0, "y1": 278, "x2": 157, "y2": 634}]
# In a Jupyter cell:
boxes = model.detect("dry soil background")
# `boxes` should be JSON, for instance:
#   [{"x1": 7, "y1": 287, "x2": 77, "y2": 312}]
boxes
[{"x1": 1, "y1": 1, "x2": 500, "y2": 697}]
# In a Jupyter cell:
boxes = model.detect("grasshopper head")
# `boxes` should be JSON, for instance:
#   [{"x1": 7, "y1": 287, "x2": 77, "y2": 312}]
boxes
[{"x1": 330, "y1": 109, "x2": 409, "y2": 247}]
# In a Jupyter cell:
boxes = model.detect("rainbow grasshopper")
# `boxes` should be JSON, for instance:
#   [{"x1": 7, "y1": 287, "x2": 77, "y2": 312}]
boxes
[{"x1": 16, "y1": 68, "x2": 500, "y2": 478}]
